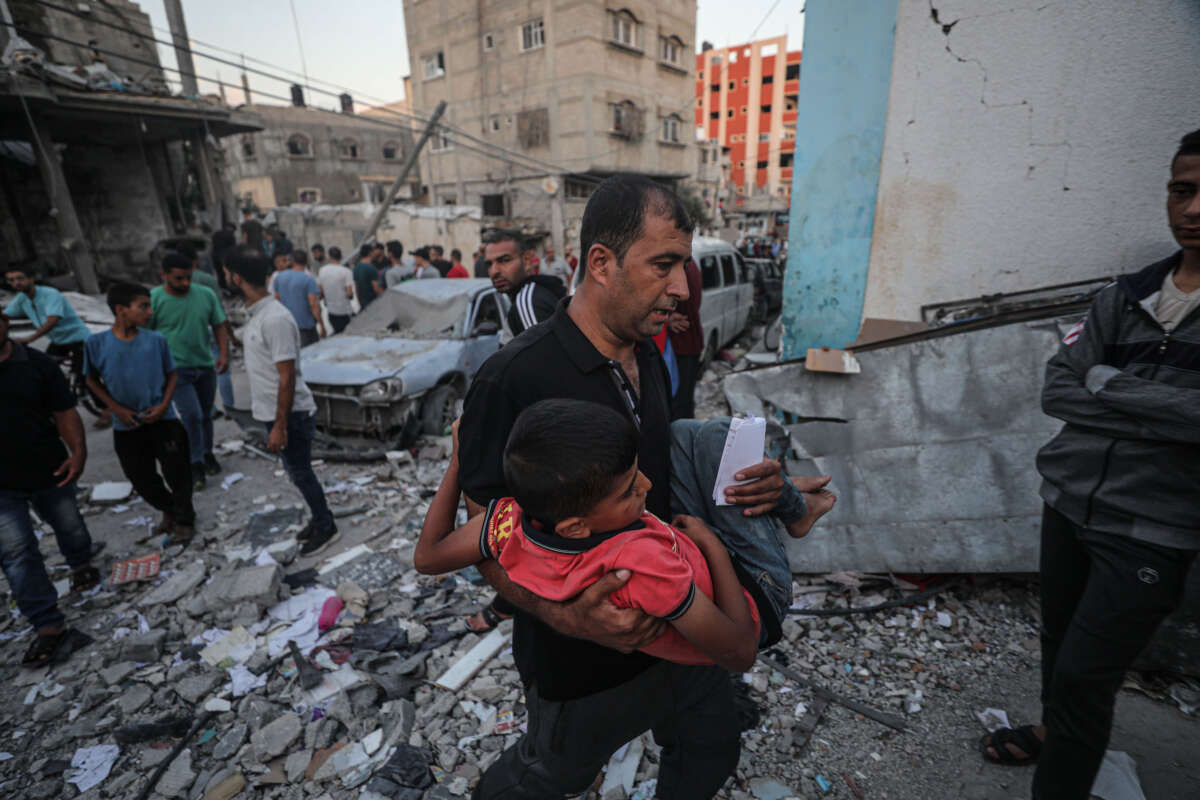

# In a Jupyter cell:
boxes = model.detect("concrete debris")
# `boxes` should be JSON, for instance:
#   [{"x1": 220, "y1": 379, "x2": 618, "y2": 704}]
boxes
[
  {"x1": 90, "y1": 481, "x2": 133, "y2": 503},
  {"x1": 0, "y1": 410, "x2": 1192, "y2": 800}
]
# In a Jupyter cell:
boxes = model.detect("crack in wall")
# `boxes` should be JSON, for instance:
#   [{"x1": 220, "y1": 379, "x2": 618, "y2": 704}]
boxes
[{"x1": 926, "y1": 0, "x2": 1073, "y2": 190}]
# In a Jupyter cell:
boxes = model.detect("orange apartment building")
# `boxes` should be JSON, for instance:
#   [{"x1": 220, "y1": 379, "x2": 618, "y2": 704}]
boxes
[{"x1": 695, "y1": 36, "x2": 799, "y2": 206}]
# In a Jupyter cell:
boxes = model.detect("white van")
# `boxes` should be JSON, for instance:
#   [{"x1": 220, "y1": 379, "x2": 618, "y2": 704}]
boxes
[{"x1": 691, "y1": 236, "x2": 754, "y2": 366}]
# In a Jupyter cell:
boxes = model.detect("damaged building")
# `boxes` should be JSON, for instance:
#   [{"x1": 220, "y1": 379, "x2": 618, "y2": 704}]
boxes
[{"x1": 0, "y1": 0, "x2": 261, "y2": 288}]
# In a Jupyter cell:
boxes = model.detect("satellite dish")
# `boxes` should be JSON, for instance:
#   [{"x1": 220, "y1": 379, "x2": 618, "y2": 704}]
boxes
[{"x1": 542, "y1": 178, "x2": 559, "y2": 195}]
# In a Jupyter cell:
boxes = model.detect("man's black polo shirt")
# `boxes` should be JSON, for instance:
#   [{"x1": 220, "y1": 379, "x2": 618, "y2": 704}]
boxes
[
  {"x1": 459, "y1": 299, "x2": 672, "y2": 701},
  {"x1": 0, "y1": 343, "x2": 75, "y2": 491}
]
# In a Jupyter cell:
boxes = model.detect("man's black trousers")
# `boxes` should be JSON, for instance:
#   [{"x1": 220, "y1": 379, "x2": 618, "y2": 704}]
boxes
[
  {"x1": 473, "y1": 660, "x2": 740, "y2": 799},
  {"x1": 1034, "y1": 504, "x2": 1195, "y2": 799},
  {"x1": 113, "y1": 420, "x2": 195, "y2": 526},
  {"x1": 671, "y1": 354, "x2": 700, "y2": 421}
]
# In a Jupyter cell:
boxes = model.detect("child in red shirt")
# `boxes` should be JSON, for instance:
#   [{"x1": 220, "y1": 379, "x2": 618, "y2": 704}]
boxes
[{"x1": 416, "y1": 398, "x2": 760, "y2": 671}]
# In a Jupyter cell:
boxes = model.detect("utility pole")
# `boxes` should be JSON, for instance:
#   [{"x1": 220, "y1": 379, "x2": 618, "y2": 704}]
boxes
[
  {"x1": 163, "y1": 0, "x2": 199, "y2": 96},
  {"x1": 361, "y1": 101, "x2": 447, "y2": 245}
]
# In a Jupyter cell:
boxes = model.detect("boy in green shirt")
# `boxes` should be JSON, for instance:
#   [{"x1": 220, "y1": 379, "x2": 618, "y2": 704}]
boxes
[{"x1": 149, "y1": 252, "x2": 230, "y2": 490}]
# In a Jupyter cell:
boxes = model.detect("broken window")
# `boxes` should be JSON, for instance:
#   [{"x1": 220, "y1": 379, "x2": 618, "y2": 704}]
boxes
[
  {"x1": 338, "y1": 138, "x2": 359, "y2": 159},
  {"x1": 521, "y1": 19, "x2": 545, "y2": 51},
  {"x1": 517, "y1": 108, "x2": 550, "y2": 148},
  {"x1": 762, "y1": 74, "x2": 774, "y2": 85},
  {"x1": 431, "y1": 129, "x2": 452, "y2": 151},
  {"x1": 298, "y1": 188, "x2": 320, "y2": 203},
  {"x1": 481, "y1": 193, "x2": 505, "y2": 216},
  {"x1": 609, "y1": 101, "x2": 643, "y2": 139},
  {"x1": 761, "y1": 104, "x2": 772, "y2": 113},
  {"x1": 423, "y1": 51, "x2": 445, "y2": 80},
  {"x1": 484, "y1": 32, "x2": 495, "y2": 50},
  {"x1": 780, "y1": 152, "x2": 794, "y2": 168},
  {"x1": 709, "y1": 111, "x2": 719, "y2": 120},
  {"x1": 785, "y1": 63, "x2": 800, "y2": 81},
  {"x1": 241, "y1": 135, "x2": 255, "y2": 159},
  {"x1": 756, "y1": 160, "x2": 769, "y2": 169},
  {"x1": 286, "y1": 133, "x2": 311, "y2": 157},
  {"x1": 383, "y1": 141, "x2": 400, "y2": 160}
]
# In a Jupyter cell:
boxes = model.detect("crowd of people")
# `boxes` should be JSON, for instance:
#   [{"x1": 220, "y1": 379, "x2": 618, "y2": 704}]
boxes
[{"x1": 0, "y1": 128, "x2": 1197, "y2": 800}]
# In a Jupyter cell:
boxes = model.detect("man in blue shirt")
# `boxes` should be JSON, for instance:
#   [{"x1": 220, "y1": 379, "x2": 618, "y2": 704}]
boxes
[
  {"x1": 273, "y1": 249, "x2": 326, "y2": 346},
  {"x1": 3, "y1": 263, "x2": 111, "y2": 428},
  {"x1": 84, "y1": 283, "x2": 194, "y2": 546}
]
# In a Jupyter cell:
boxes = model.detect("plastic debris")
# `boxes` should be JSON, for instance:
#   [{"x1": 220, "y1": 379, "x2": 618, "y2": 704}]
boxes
[
  {"x1": 110, "y1": 553, "x2": 161, "y2": 585},
  {"x1": 65, "y1": 744, "x2": 120, "y2": 792}
]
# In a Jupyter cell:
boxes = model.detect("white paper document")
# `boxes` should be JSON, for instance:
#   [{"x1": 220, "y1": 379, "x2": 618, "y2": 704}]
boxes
[{"x1": 712, "y1": 416, "x2": 767, "y2": 506}]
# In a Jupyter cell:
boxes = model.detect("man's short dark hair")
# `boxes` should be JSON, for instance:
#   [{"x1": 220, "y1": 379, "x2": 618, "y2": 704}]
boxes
[
  {"x1": 359, "y1": 243, "x2": 374, "y2": 260},
  {"x1": 1173, "y1": 129, "x2": 1200, "y2": 168},
  {"x1": 413, "y1": 246, "x2": 431, "y2": 261},
  {"x1": 371, "y1": 242, "x2": 385, "y2": 252},
  {"x1": 4, "y1": 262, "x2": 36, "y2": 277},
  {"x1": 162, "y1": 251, "x2": 193, "y2": 274},
  {"x1": 451, "y1": 248, "x2": 462, "y2": 261},
  {"x1": 106, "y1": 282, "x2": 150, "y2": 312},
  {"x1": 274, "y1": 239, "x2": 293, "y2": 256},
  {"x1": 292, "y1": 249, "x2": 308, "y2": 267},
  {"x1": 224, "y1": 222, "x2": 237, "y2": 231},
  {"x1": 483, "y1": 228, "x2": 529, "y2": 254},
  {"x1": 579, "y1": 174, "x2": 693, "y2": 272},
  {"x1": 311, "y1": 242, "x2": 324, "y2": 252},
  {"x1": 386, "y1": 240, "x2": 404, "y2": 260},
  {"x1": 227, "y1": 247, "x2": 272, "y2": 289},
  {"x1": 431, "y1": 245, "x2": 444, "y2": 256},
  {"x1": 503, "y1": 399, "x2": 639, "y2": 527},
  {"x1": 328, "y1": 245, "x2": 342, "y2": 261}
]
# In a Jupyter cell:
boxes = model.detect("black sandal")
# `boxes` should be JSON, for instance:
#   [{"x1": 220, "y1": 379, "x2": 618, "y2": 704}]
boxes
[
  {"x1": 70, "y1": 565, "x2": 101, "y2": 593},
  {"x1": 980, "y1": 725, "x2": 1043, "y2": 766},
  {"x1": 22, "y1": 628, "x2": 68, "y2": 667}
]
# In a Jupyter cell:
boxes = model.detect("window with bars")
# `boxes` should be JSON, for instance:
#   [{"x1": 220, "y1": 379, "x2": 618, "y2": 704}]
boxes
[{"x1": 521, "y1": 19, "x2": 545, "y2": 51}]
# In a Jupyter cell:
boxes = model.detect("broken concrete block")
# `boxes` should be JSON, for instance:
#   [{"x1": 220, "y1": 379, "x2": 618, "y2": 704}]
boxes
[
  {"x1": 120, "y1": 629, "x2": 166, "y2": 663},
  {"x1": 156, "y1": 747, "x2": 195, "y2": 798},
  {"x1": 201, "y1": 564, "x2": 282, "y2": 611},
  {"x1": 99, "y1": 661, "x2": 135, "y2": 686},
  {"x1": 175, "y1": 669, "x2": 225, "y2": 704},
  {"x1": 32, "y1": 696, "x2": 67, "y2": 722},
  {"x1": 213, "y1": 722, "x2": 247, "y2": 761},
  {"x1": 251, "y1": 713, "x2": 302, "y2": 761},
  {"x1": 284, "y1": 749, "x2": 310, "y2": 783},
  {"x1": 139, "y1": 561, "x2": 207, "y2": 607},
  {"x1": 201, "y1": 771, "x2": 245, "y2": 800},
  {"x1": 117, "y1": 684, "x2": 153, "y2": 716}
]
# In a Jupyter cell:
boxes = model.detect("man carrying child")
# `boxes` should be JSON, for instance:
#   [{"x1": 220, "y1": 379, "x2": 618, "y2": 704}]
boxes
[
  {"x1": 454, "y1": 174, "x2": 835, "y2": 798},
  {"x1": 84, "y1": 283, "x2": 195, "y2": 546}
]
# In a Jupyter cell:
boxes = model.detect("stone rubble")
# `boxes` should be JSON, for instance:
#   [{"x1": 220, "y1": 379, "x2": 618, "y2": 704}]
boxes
[{"x1": 0, "y1": 352, "x2": 1192, "y2": 800}]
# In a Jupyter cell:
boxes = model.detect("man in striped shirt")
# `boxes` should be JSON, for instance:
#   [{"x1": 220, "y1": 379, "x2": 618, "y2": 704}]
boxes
[{"x1": 484, "y1": 229, "x2": 566, "y2": 335}]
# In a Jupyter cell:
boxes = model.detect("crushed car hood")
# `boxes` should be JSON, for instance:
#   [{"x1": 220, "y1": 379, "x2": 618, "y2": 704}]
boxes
[{"x1": 300, "y1": 336, "x2": 458, "y2": 386}]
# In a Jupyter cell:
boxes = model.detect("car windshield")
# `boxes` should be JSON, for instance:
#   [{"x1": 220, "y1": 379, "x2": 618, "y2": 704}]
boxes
[{"x1": 343, "y1": 285, "x2": 473, "y2": 340}]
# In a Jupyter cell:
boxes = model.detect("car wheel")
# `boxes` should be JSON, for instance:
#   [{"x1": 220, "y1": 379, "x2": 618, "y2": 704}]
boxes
[{"x1": 421, "y1": 383, "x2": 463, "y2": 437}]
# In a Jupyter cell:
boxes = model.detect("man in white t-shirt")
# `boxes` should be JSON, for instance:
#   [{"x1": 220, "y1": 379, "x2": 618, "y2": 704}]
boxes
[
  {"x1": 317, "y1": 246, "x2": 356, "y2": 334},
  {"x1": 225, "y1": 247, "x2": 339, "y2": 557}
]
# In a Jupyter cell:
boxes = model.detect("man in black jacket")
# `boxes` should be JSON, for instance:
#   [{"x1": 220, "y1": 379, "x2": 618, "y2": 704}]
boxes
[
  {"x1": 982, "y1": 130, "x2": 1200, "y2": 799},
  {"x1": 483, "y1": 229, "x2": 566, "y2": 336}
]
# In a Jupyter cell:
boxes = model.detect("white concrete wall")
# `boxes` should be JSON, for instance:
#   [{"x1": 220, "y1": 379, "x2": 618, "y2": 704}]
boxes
[{"x1": 863, "y1": 0, "x2": 1200, "y2": 321}]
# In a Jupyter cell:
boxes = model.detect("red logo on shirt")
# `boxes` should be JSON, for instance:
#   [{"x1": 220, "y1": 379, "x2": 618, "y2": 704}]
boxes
[{"x1": 1063, "y1": 319, "x2": 1085, "y2": 346}]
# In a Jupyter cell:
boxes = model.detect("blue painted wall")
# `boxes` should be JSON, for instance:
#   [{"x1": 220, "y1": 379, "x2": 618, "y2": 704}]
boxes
[{"x1": 780, "y1": 0, "x2": 899, "y2": 360}]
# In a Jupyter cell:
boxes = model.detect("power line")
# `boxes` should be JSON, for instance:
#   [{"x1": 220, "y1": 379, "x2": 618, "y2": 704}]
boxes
[{"x1": 22, "y1": 0, "x2": 609, "y2": 184}]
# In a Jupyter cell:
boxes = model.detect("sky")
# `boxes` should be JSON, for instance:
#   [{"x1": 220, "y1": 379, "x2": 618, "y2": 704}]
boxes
[{"x1": 142, "y1": 0, "x2": 805, "y2": 111}]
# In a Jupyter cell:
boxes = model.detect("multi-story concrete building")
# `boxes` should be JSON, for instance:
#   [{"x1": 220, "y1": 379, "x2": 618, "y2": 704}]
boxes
[
  {"x1": 223, "y1": 103, "x2": 418, "y2": 209},
  {"x1": 695, "y1": 36, "x2": 800, "y2": 203},
  {"x1": 401, "y1": 0, "x2": 697, "y2": 249}
]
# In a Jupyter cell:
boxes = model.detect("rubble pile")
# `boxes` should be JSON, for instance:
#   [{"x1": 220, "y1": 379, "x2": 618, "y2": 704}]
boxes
[{"x1": 0, "y1": 421, "x2": 1193, "y2": 800}]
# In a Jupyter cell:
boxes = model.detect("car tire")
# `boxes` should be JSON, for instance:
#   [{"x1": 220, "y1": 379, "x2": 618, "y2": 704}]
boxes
[{"x1": 421, "y1": 383, "x2": 463, "y2": 437}]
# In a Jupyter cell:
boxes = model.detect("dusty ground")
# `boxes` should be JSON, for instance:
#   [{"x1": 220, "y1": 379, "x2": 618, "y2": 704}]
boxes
[{"x1": 0, "y1": 357, "x2": 1195, "y2": 799}]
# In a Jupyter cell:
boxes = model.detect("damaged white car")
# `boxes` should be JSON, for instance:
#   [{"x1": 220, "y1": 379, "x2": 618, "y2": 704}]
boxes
[{"x1": 300, "y1": 279, "x2": 510, "y2": 442}]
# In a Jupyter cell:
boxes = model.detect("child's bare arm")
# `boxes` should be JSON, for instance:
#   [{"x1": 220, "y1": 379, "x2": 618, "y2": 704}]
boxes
[
  {"x1": 669, "y1": 515, "x2": 758, "y2": 672},
  {"x1": 414, "y1": 457, "x2": 486, "y2": 575}
]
